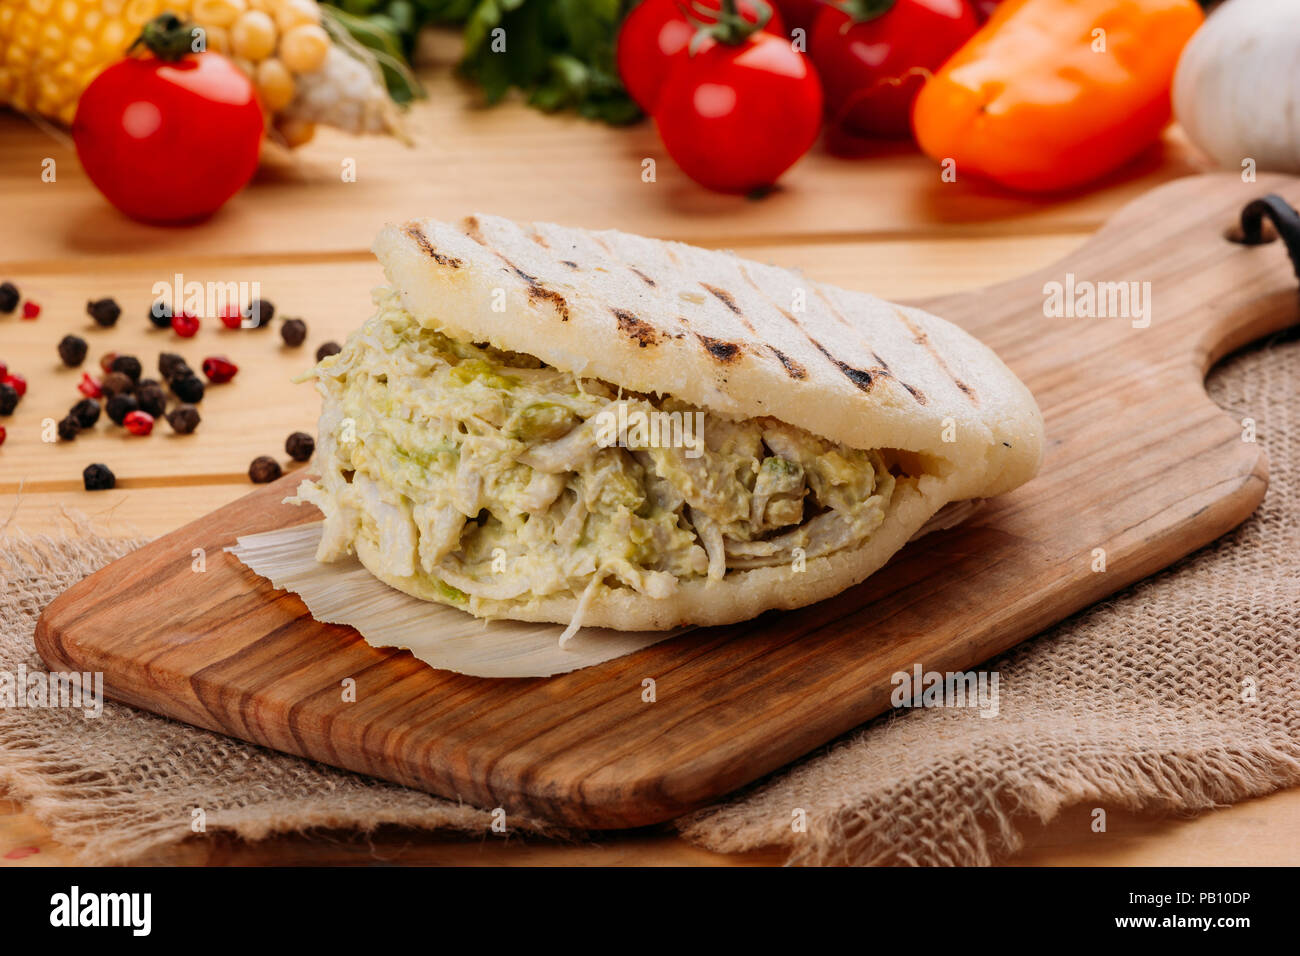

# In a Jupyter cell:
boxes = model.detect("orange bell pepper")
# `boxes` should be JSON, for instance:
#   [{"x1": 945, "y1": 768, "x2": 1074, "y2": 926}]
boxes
[{"x1": 912, "y1": 0, "x2": 1203, "y2": 193}]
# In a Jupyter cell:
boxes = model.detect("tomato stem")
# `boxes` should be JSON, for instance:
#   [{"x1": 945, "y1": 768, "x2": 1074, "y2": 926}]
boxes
[
  {"x1": 686, "y1": 0, "x2": 772, "y2": 52},
  {"x1": 828, "y1": 0, "x2": 898, "y2": 22},
  {"x1": 129, "y1": 12, "x2": 199, "y2": 63}
]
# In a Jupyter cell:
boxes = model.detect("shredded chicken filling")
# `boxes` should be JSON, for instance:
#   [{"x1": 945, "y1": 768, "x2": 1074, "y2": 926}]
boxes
[{"x1": 297, "y1": 289, "x2": 900, "y2": 612}]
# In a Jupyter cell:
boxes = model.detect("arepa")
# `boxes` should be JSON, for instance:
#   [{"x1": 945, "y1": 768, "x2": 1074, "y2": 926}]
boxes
[{"x1": 293, "y1": 214, "x2": 1045, "y2": 635}]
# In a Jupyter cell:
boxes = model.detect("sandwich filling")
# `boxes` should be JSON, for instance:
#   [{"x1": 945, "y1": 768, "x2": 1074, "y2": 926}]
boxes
[{"x1": 296, "y1": 289, "x2": 906, "y2": 618}]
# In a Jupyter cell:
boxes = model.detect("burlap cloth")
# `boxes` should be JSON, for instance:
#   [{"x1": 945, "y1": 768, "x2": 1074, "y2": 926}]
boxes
[{"x1": 2, "y1": 335, "x2": 1298, "y2": 866}]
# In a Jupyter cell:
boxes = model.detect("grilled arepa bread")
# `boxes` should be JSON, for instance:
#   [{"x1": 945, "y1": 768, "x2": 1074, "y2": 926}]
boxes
[{"x1": 295, "y1": 214, "x2": 1045, "y2": 635}]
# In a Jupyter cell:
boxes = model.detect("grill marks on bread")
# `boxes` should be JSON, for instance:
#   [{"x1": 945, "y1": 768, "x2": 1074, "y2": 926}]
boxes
[
  {"x1": 613, "y1": 308, "x2": 661, "y2": 348},
  {"x1": 736, "y1": 265, "x2": 894, "y2": 396},
  {"x1": 701, "y1": 283, "x2": 743, "y2": 317},
  {"x1": 695, "y1": 334, "x2": 744, "y2": 363},
  {"x1": 694, "y1": 280, "x2": 813, "y2": 379},
  {"x1": 629, "y1": 267, "x2": 657, "y2": 288},
  {"x1": 401, "y1": 223, "x2": 463, "y2": 269},
  {"x1": 462, "y1": 215, "x2": 571, "y2": 322},
  {"x1": 893, "y1": 307, "x2": 978, "y2": 405},
  {"x1": 811, "y1": 287, "x2": 927, "y2": 404},
  {"x1": 767, "y1": 346, "x2": 807, "y2": 379},
  {"x1": 410, "y1": 216, "x2": 971, "y2": 407}
]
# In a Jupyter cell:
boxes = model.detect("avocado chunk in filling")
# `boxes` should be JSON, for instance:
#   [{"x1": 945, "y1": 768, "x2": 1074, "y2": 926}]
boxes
[{"x1": 296, "y1": 289, "x2": 898, "y2": 613}]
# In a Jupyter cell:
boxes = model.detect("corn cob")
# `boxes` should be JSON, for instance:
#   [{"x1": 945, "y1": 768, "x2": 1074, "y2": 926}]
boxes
[{"x1": 0, "y1": 0, "x2": 401, "y2": 143}]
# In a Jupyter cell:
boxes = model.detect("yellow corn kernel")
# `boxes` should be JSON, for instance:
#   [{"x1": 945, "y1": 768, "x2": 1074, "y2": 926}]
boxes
[
  {"x1": 193, "y1": 0, "x2": 246, "y2": 30},
  {"x1": 275, "y1": 117, "x2": 316, "y2": 147},
  {"x1": 40, "y1": 22, "x2": 67, "y2": 58},
  {"x1": 13, "y1": 9, "x2": 41, "y2": 39},
  {"x1": 230, "y1": 9, "x2": 276, "y2": 61},
  {"x1": 99, "y1": 19, "x2": 130, "y2": 58},
  {"x1": 255, "y1": 56, "x2": 295, "y2": 111},
  {"x1": 203, "y1": 24, "x2": 231, "y2": 55},
  {"x1": 55, "y1": 0, "x2": 82, "y2": 27},
  {"x1": 273, "y1": 0, "x2": 321, "y2": 31},
  {"x1": 68, "y1": 35, "x2": 97, "y2": 66},
  {"x1": 5, "y1": 43, "x2": 31, "y2": 69},
  {"x1": 124, "y1": 0, "x2": 162, "y2": 27},
  {"x1": 278, "y1": 23, "x2": 328, "y2": 74}
]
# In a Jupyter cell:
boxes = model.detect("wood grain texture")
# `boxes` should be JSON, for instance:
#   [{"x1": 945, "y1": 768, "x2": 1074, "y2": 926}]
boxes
[{"x1": 30, "y1": 172, "x2": 1300, "y2": 829}]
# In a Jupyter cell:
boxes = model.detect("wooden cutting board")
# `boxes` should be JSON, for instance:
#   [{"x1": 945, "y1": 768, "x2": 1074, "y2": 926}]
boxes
[{"x1": 34, "y1": 173, "x2": 1300, "y2": 829}]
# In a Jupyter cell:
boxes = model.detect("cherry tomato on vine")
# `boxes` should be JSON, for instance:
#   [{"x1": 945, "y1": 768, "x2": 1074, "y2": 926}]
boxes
[
  {"x1": 618, "y1": 0, "x2": 787, "y2": 113},
  {"x1": 655, "y1": 31, "x2": 823, "y2": 193},
  {"x1": 73, "y1": 14, "x2": 264, "y2": 224},
  {"x1": 809, "y1": 0, "x2": 978, "y2": 140}
]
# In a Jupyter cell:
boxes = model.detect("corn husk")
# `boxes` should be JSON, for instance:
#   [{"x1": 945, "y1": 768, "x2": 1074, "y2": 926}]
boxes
[{"x1": 226, "y1": 523, "x2": 685, "y2": 678}]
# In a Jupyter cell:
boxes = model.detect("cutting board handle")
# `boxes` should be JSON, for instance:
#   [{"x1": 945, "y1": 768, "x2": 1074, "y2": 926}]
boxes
[
  {"x1": 917, "y1": 173, "x2": 1300, "y2": 380},
  {"x1": 1236, "y1": 193, "x2": 1300, "y2": 281}
]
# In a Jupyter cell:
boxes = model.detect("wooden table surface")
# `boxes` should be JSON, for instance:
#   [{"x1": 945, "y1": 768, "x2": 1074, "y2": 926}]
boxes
[{"x1": 2, "y1": 34, "x2": 1296, "y2": 866}]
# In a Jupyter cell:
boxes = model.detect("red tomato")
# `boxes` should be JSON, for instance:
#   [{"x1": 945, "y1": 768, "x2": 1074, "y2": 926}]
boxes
[
  {"x1": 971, "y1": 0, "x2": 1002, "y2": 21},
  {"x1": 772, "y1": 0, "x2": 826, "y2": 34},
  {"x1": 618, "y1": 0, "x2": 787, "y2": 112},
  {"x1": 809, "y1": 0, "x2": 978, "y2": 140},
  {"x1": 655, "y1": 33, "x2": 822, "y2": 193},
  {"x1": 73, "y1": 51, "x2": 263, "y2": 224}
]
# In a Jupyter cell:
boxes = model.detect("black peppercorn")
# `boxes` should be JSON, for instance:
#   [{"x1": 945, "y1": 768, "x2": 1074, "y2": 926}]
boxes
[
  {"x1": 249, "y1": 455, "x2": 282, "y2": 483},
  {"x1": 57, "y1": 415, "x2": 80, "y2": 441},
  {"x1": 158, "y1": 352, "x2": 191, "y2": 382},
  {"x1": 105, "y1": 393, "x2": 139, "y2": 425},
  {"x1": 100, "y1": 371, "x2": 134, "y2": 398},
  {"x1": 316, "y1": 341, "x2": 342, "y2": 361},
  {"x1": 70, "y1": 398, "x2": 101, "y2": 429},
  {"x1": 58, "y1": 334, "x2": 89, "y2": 367},
  {"x1": 285, "y1": 431, "x2": 315, "y2": 461},
  {"x1": 166, "y1": 404, "x2": 201, "y2": 434},
  {"x1": 280, "y1": 317, "x2": 307, "y2": 347},
  {"x1": 148, "y1": 300, "x2": 173, "y2": 329},
  {"x1": 135, "y1": 381, "x2": 167, "y2": 417},
  {"x1": 0, "y1": 281, "x2": 18, "y2": 314},
  {"x1": 87, "y1": 297, "x2": 121, "y2": 327},
  {"x1": 109, "y1": 354, "x2": 142, "y2": 382},
  {"x1": 0, "y1": 382, "x2": 18, "y2": 416},
  {"x1": 170, "y1": 373, "x2": 204, "y2": 403},
  {"x1": 245, "y1": 299, "x2": 274, "y2": 329},
  {"x1": 83, "y1": 463, "x2": 115, "y2": 491}
]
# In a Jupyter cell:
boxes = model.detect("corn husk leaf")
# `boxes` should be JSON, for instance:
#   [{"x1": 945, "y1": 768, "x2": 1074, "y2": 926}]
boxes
[{"x1": 226, "y1": 522, "x2": 685, "y2": 678}]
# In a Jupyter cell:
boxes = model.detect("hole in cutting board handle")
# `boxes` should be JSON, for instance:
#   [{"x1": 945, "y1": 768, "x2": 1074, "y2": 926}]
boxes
[{"x1": 1227, "y1": 194, "x2": 1300, "y2": 283}]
